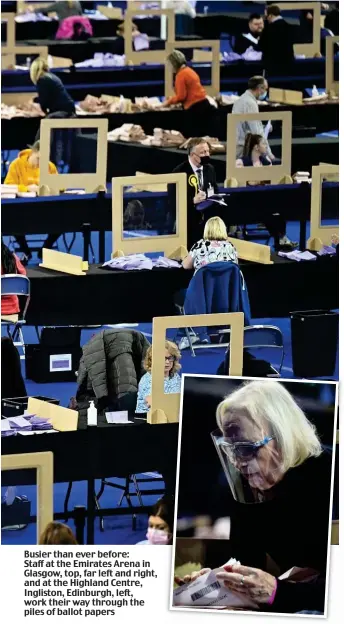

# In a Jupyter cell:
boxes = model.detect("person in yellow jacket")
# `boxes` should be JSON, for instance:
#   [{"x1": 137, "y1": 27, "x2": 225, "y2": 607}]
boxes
[{"x1": 4, "y1": 141, "x2": 58, "y2": 262}]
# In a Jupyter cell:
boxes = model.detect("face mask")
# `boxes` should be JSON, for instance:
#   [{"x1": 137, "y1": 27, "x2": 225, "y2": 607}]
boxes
[
  {"x1": 200, "y1": 155, "x2": 210, "y2": 166},
  {"x1": 258, "y1": 92, "x2": 268, "y2": 101},
  {"x1": 146, "y1": 528, "x2": 169, "y2": 545}
]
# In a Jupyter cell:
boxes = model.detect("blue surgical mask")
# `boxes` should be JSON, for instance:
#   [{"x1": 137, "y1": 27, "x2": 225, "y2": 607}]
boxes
[{"x1": 258, "y1": 92, "x2": 268, "y2": 101}]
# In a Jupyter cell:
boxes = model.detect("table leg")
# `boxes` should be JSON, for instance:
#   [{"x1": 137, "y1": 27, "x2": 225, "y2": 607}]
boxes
[
  {"x1": 299, "y1": 219, "x2": 307, "y2": 251},
  {"x1": 82, "y1": 223, "x2": 91, "y2": 263},
  {"x1": 86, "y1": 478, "x2": 95, "y2": 545},
  {"x1": 99, "y1": 231, "x2": 105, "y2": 264}
]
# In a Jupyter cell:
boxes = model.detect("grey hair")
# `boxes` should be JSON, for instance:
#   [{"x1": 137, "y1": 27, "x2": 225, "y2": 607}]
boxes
[
  {"x1": 216, "y1": 380, "x2": 322, "y2": 472},
  {"x1": 167, "y1": 49, "x2": 187, "y2": 71}
]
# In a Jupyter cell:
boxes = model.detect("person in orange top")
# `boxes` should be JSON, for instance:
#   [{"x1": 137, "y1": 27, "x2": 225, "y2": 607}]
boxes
[
  {"x1": 161, "y1": 49, "x2": 215, "y2": 136},
  {"x1": 1, "y1": 239, "x2": 27, "y2": 322},
  {"x1": 4, "y1": 141, "x2": 58, "y2": 261}
]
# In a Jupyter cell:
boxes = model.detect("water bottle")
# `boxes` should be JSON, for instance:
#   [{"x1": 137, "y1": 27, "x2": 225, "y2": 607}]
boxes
[
  {"x1": 312, "y1": 84, "x2": 319, "y2": 97},
  {"x1": 204, "y1": 5, "x2": 209, "y2": 14},
  {"x1": 26, "y1": 57, "x2": 31, "y2": 69},
  {"x1": 87, "y1": 400, "x2": 97, "y2": 427}
]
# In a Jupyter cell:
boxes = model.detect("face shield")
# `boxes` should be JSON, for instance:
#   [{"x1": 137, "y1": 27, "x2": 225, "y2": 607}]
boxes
[{"x1": 211, "y1": 428, "x2": 283, "y2": 504}]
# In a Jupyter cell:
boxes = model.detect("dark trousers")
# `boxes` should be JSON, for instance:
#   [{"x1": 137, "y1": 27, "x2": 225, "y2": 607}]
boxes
[
  {"x1": 264, "y1": 213, "x2": 287, "y2": 240},
  {"x1": 186, "y1": 98, "x2": 217, "y2": 138}
]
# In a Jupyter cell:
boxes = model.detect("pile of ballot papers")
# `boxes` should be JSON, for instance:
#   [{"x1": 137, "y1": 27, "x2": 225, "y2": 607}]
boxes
[
  {"x1": 103, "y1": 254, "x2": 181, "y2": 271},
  {"x1": 1, "y1": 415, "x2": 53, "y2": 437}
]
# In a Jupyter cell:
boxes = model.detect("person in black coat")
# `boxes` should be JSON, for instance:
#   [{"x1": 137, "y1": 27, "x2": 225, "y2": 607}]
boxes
[
  {"x1": 30, "y1": 57, "x2": 75, "y2": 117},
  {"x1": 176, "y1": 380, "x2": 334, "y2": 614},
  {"x1": 232, "y1": 13, "x2": 264, "y2": 56},
  {"x1": 173, "y1": 137, "x2": 218, "y2": 249},
  {"x1": 259, "y1": 4, "x2": 295, "y2": 76}
]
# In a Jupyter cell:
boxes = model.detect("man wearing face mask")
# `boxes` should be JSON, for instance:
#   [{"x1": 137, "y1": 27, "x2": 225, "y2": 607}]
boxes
[
  {"x1": 232, "y1": 76, "x2": 275, "y2": 161},
  {"x1": 173, "y1": 137, "x2": 218, "y2": 247}
]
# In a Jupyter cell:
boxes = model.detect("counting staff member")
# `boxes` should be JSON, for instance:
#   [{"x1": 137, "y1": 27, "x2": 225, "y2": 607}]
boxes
[
  {"x1": 160, "y1": 49, "x2": 215, "y2": 137},
  {"x1": 173, "y1": 137, "x2": 218, "y2": 248}
]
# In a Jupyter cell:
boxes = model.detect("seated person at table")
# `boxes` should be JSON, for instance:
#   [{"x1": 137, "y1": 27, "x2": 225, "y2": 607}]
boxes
[
  {"x1": 135, "y1": 341, "x2": 181, "y2": 414},
  {"x1": 137, "y1": 495, "x2": 174, "y2": 545},
  {"x1": 4, "y1": 141, "x2": 60, "y2": 260},
  {"x1": 1, "y1": 239, "x2": 26, "y2": 322},
  {"x1": 182, "y1": 216, "x2": 238, "y2": 272},
  {"x1": 30, "y1": 57, "x2": 75, "y2": 117},
  {"x1": 232, "y1": 13, "x2": 265, "y2": 55},
  {"x1": 123, "y1": 199, "x2": 151, "y2": 231},
  {"x1": 114, "y1": 21, "x2": 146, "y2": 55},
  {"x1": 173, "y1": 137, "x2": 218, "y2": 247},
  {"x1": 39, "y1": 521, "x2": 78, "y2": 545},
  {"x1": 236, "y1": 134, "x2": 297, "y2": 250}
]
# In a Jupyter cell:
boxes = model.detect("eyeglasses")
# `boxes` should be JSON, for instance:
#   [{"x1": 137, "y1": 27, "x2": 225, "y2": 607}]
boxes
[
  {"x1": 165, "y1": 356, "x2": 175, "y2": 363},
  {"x1": 218, "y1": 436, "x2": 274, "y2": 460}
]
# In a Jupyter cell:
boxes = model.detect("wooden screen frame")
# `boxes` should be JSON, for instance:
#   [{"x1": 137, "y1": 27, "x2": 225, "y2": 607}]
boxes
[
  {"x1": 112, "y1": 172, "x2": 187, "y2": 257},
  {"x1": 1, "y1": 12, "x2": 48, "y2": 68},
  {"x1": 325, "y1": 36, "x2": 339, "y2": 97},
  {"x1": 226, "y1": 111, "x2": 292, "y2": 186},
  {"x1": 39, "y1": 117, "x2": 108, "y2": 195},
  {"x1": 165, "y1": 40, "x2": 220, "y2": 98},
  {"x1": 124, "y1": 8, "x2": 175, "y2": 65},
  {"x1": 307, "y1": 164, "x2": 339, "y2": 251},
  {"x1": 2, "y1": 451, "x2": 53, "y2": 543},
  {"x1": 275, "y1": 2, "x2": 321, "y2": 57},
  {"x1": 148, "y1": 313, "x2": 244, "y2": 424}
]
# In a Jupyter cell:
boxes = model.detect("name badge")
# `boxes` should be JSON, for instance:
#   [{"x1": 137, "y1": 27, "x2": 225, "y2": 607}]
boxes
[{"x1": 207, "y1": 185, "x2": 214, "y2": 198}]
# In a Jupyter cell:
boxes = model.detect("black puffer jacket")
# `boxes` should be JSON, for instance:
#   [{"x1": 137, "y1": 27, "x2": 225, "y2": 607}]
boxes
[{"x1": 76, "y1": 329, "x2": 150, "y2": 413}]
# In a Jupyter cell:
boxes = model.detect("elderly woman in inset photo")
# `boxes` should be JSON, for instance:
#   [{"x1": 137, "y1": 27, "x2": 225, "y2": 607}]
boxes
[
  {"x1": 135, "y1": 341, "x2": 181, "y2": 413},
  {"x1": 177, "y1": 380, "x2": 333, "y2": 615}
]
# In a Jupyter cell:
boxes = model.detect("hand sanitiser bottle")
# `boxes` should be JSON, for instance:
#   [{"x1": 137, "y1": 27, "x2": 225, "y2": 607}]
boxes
[
  {"x1": 312, "y1": 84, "x2": 319, "y2": 98},
  {"x1": 87, "y1": 400, "x2": 97, "y2": 426}
]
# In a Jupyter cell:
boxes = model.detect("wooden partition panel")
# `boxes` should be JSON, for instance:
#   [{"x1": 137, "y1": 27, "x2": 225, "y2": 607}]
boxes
[
  {"x1": 275, "y1": 2, "x2": 321, "y2": 57},
  {"x1": 124, "y1": 8, "x2": 175, "y2": 65},
  {"x1": 307, "y1": 164, "x2": 339, "y2": 251},
  {"x1": 165, "y1": 39, "x2": 220, "y2": 98}
]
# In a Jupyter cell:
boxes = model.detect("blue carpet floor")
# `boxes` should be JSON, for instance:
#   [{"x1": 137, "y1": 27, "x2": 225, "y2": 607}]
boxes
[{"x1": 1, "y1": 218, "x2": 338, "y2": 546}]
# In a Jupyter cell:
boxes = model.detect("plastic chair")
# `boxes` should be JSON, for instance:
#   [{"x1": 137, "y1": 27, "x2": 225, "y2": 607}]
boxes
[
  {"x1": 219, "y1": 325, "x2": 284, "y2": 374},
  {"x1": 1, "y1": 274, "x2": 30, "y2": 360}
]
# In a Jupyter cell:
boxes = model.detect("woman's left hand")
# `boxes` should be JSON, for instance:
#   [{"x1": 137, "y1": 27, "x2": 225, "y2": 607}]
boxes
[
  {"x1": 145, "y1": 395, "x2": 152, "y2": 408},
  {"x1": 216, "y1": 564, "x2": 276, "y2": 605}
]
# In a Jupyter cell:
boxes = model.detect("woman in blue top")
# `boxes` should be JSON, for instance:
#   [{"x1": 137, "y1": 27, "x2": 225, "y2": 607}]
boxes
[
  {"x1": 236, "y1": 133, "x2": 297, "y2": 249},
  {"x1": 136, "y1": 341, "x2": 181, "y2": 413}
]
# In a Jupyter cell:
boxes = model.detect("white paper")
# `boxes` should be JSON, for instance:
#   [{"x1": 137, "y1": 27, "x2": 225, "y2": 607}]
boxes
[
  {"x1": 7, "y1": 416, "x2": 31, "y2": 428},
  {"x1": 106, "y1": 411, "x2": 130, "y2": 424},
  {"x1": 18, "y1": 430, "x2": 58, "y2": 436},
  {"x1": 134, "y1": 34, "x2": 149, "y2": 51},
  {"x1": 173, "y1": 566, "x2": 257, "y2": 609},
  {"x1": 242, "y1": 32, "x2": 260, "y2": 45},
  {"x1": 264, "y1": 120, "x2": 272, "y2": 139},
  {"x1": 1, "y1": 419, "x2": 12, "y2": 431}
]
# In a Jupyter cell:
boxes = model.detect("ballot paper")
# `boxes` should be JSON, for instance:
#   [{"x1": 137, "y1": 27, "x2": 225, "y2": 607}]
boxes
[
  {"x1": 264, "y1": 120, "x2": 272, "y2": 139},
  {"x1": 106, "y1": 411, "x2": 133, "y2": 424},
  {"x1": 133, "y1": 34, "x2": 150, "y2": 51},
  {"x1": 8, "y1": 416, "x2": 32, "y2": 430},
  {"x1": 173, "y1": 565, "x2": 257, "y2": 610}
]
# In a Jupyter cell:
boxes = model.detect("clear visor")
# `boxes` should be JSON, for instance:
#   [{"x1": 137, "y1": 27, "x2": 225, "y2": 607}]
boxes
[{"x1": 211, "y1": 428, "x2": 282, "y2": 504}]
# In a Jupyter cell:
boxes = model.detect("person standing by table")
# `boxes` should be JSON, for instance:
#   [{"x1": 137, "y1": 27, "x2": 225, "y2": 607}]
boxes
[
  {"x1": 259, "y1": 4, "x2": 295, "y2": 76},
  {"x1": 173, "y1": 137, "x2": 218, "y2": 248},
  {"x1": 232, "y1": 13, "x2": 265, "y2": 56},
  {"x1": 232, "y1": 75, "x2": 275, "y2": 160},
  {"x1": 30, "y1": 57, "x2": 75, "y2": 119},
  {"x1": 160, "y1": 49, "x2": 215, "y2": 137}
]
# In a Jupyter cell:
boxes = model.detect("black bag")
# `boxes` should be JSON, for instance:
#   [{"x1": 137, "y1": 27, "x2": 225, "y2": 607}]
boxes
[{"x1": 217, "y1": 350, "x2": 278, "y2": 378}]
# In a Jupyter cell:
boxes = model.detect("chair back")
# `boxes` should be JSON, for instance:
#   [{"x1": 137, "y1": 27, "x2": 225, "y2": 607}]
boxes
[
  {"x1": 1, "y1": 274, "x2": 30, "y2": 319},
  {"x1": 243, "y1": 325, "x2": 284, "y2": 372}
]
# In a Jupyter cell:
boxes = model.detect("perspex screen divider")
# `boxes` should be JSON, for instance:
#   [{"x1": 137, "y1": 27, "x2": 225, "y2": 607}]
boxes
[
  {"x1": 275, "y1": 2, "x2": 321, "y2": 57},
  {"x1": 112, "y1": 172, "x2": 187, "y2": 257},
  {"x1": 307, "y1": 164, "x2": 339, "y2": 251},
  {"x1": 2, "y1": 451, "x2": 53, "y2": 543},
  {"x1": 326, "y1": 36, "x2": 339, "y2": 97},
  {"x1": 149, "y1": 312, "x2": 244, "y2": 424},
  {"x1": 124, "y1": 8, "x2": 175, "y2": 65},
  {"x1": 165, "y1": 39, "x2": 220, "y2": 99},
  {"x1": 39, "y1": 117, "x2": 108, "y2": 195},
  {"x1": 226, "y1": 110, "x2": 292, "y2": 186}
]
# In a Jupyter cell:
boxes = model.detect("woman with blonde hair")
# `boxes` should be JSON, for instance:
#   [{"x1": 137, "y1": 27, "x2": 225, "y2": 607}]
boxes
[
  {"x1": 160, "y1": 49, "x2": 215, "y2": 136},
  {"x1": 179, "y1": 380, "x2": 332, "y2": 614},
  {"x1": 39, "y1": 521, "x2": 78, "y2": 545},
  {"x1": 182, "y1": 216, "x2": 238, "y2": 272},
  {"x1": 30, "y1": 57, "x2": 75, "y2": 117},
  {"x1": 135, "y1": 341, "x2": 181, "y2": 413}
]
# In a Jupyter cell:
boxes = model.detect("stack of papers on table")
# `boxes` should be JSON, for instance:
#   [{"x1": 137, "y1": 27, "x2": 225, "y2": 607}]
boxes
[{"x1": 278, "y1": 250, "x2": 316, "y2": 262}]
